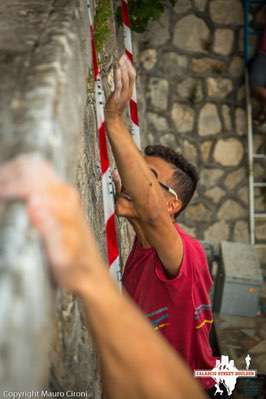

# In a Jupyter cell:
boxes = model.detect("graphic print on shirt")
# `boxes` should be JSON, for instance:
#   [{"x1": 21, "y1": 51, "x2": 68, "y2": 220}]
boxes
[
  {"x1": 145, "y1": 306, "x2": 169, "y2": 330},
  {"x1": 194, "y1": 303, "x2": 213, "y2": 330}
]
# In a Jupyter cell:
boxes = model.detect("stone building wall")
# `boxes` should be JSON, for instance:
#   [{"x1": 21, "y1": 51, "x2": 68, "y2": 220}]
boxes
[{"x1": 135, "y1": 0, "x2": 266, "y2": 249}]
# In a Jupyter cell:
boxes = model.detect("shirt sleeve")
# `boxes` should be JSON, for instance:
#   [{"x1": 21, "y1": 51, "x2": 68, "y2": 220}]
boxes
[{"x1": 154, "y1": 233, "x2": 189, "y2": 283}]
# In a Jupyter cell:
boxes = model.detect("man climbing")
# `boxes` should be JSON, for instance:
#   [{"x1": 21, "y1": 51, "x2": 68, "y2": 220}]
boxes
[
  {"x1": 105, "y1": 55, "x2": 222, "y2": 398},
  {"x1": 0, "y1": 155, "x2": 206, "y2": 399}
]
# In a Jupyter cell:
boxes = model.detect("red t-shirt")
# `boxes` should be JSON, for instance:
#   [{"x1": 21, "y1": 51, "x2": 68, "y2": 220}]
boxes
[{"x1": 122, "y1": 224, "x2": 216, "y2": 390}]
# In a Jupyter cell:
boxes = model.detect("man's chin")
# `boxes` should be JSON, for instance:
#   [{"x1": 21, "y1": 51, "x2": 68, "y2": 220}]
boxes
[
  {"x1": 115, "y1": 208, "x2": 131, "y2": 219},
  {"x1": 115, "y1": 204, "x2": 134, "y2": 219}
]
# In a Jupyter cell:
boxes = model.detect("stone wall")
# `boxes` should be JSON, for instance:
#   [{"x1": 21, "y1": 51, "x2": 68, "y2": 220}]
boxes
[{"x1": 136, "y1": 0, "x2": 266, "y2": 248}]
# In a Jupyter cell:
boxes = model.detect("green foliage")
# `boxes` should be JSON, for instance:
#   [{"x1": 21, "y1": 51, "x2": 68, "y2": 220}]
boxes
[
  {"x1": 94, "y1": 0, "x2": 112, "y2": 51},
  {"x1": 117, "y1": 0, "x2": 177, "y2": 33}
]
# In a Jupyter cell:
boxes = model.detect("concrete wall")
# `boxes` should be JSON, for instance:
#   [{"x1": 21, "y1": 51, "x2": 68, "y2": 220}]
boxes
[
  {"x1": 135, "y1": 0, "x2": 266, "y2": 248},
  {"x1": 0, "y1": 0, "x2": 132, "y2": 396},
  {"x1": 0, "y1": 0, "x2": 90, "y2": 394}
]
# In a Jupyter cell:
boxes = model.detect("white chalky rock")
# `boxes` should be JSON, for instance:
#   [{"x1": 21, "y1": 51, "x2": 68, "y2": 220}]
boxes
[
  {"x1": 140, "y1": 49, "x2": 157, "y2": 71},
  {"x1": 204, "y1": 221, "x2": 230, "y2": 241},
  {"x1": 230, "y1": 56, "x2": 244, "y2": 77},
  {"x1": 224, "y1": 168, "x2": 246, "y2": 189},
  {"x1": 185, "y1": 203, "x2": 212, "y2": 222},
  {"x1": 235, "y1": 108, "x2": 246, "y2": 136},
  {"x1": 238, "y1": 186, "x2": 249, "y2": 205},
  {"x1": 183, "y1": 140, "x2": 198, "y2": 164},
  {"x1": 222, "y1": 105, "x2": 232, "y2": 131},
  {"x1": 256, "y1": 223, "x2": 266, "y2": 241},
  {"x1": 199, "y1": 103, "x2": 222, "y2": 136},
  {"x1": 192, "y1": 58, "x2": 226, "y2": 74},
  {"x1": 234, "y1": 221, "x2": 249, "y2": 243},
  {"x1": 148, "y1": 78, "x2": 169, "y2": 111},
  {"x1": 171, "y1": 103, "x2": 194, "y2": 133},
  {"x1": 213, "y1": 138, "x2": 244, "y2": 166},
  {"x1": 200, "y1": 168, "x2": 224, "y2": 188},
  {"x1": 177, "y1": 77, "x2": 203, "y2": 102},
  {"x1": 254, "y1": 163, "x2": 265, "y2": 180},
  {"x1": 141, "y1": 11, "x2": 170, "y2": 47},
  {"x1": 160, "y1": 134, "x2": 176, "y2": 147},
  {"x1": 210, "y1": 0, "x2": 243, "y2": 25},
  {"x1": 255, "y1": 195, "x2": 265, "y2": 212},
  {"x1": 159, "y1": 52, "x2": 188, "y2": 77},
  {"x1": 173, "y1": 15, "x2": 210, "y2": 53},
  {"x1": 194, "y1": 0, "x2": 208, "y2": 12},
  {"x1": 218, "y1": 199, "x2": 246, "y2": 220},
  {"x1": 205, "y1": 187, "x2": 225, "y2": 203},
  {"x1": 213, "y1": 29, "x2": 234, "y2": 55},
  {"x1": 147, "y1": 112, "x2": 169, "y2": 132},
  {"x1": 207, "y1": 77, "x2": 233, "y2": 98},
  {"x1": 174, "y1": 0, "x2": 192, "y2": 13},
  {"x1": 201, "y1": 141, "x2": 212, "y2": 162}
]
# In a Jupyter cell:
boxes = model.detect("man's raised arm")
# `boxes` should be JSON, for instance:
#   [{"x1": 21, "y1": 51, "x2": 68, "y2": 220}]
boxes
[{"x1": 105, "y1": 55, "x2": 183, "y2": 275}]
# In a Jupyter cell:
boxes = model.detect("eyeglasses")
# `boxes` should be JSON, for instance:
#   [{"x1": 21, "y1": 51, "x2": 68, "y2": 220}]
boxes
[{"x1": 159, "y1": 182, "x2": 178, "y2": 200}]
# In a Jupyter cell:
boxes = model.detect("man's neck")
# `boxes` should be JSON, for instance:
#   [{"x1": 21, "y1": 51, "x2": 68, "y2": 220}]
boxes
[
  {"x1": 130, "y1": 218, "x2": 177, "y2": 248},
  {"x1": 130, "y1": 220, "x2": 151, "y2": 248}
]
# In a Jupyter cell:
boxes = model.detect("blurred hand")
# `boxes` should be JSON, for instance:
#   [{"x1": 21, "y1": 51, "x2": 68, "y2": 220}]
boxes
[
  {"x1": 0, "y1": 155, "x2": 100, "y2": 296},
  {"x1": 105, "y1": 54, "x2": 136, "y2": 118}
]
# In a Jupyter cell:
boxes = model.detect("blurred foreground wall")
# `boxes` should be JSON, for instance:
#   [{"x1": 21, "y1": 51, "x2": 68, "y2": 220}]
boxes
[{"x1": 0, "y1": 0, "x2": 131, "y2": 397}]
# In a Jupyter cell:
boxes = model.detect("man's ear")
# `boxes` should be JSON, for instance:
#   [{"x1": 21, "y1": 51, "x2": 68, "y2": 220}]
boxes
[{"x1": 167, "y1": 198, "x2": 182, "y2": 216}]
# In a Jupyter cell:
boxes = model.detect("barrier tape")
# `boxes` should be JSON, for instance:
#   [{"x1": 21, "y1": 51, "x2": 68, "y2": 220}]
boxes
[
  {"x1": 87, "y1": 1, "x2": 121, "y2": 284},
  {"x1": 120, "y1": 0, "x2": 141, "y2": 148}
]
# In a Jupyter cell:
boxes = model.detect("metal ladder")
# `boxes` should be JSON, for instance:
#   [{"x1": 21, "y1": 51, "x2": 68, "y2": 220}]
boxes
[{"x1": 243, "y1": 0, "x2": 266, "y2": 246}]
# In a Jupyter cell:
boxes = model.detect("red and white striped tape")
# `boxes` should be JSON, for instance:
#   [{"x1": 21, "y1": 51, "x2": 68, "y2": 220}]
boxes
[
  {"x1": 120, "y1": 0, "x2": 141, "y2": 148},
  {"x1": 87, "y1": 2, "x2": 121, "y2": 284}
]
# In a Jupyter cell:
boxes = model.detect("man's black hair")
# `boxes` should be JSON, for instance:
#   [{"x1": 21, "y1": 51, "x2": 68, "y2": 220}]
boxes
[{"x1": 144, "y1": 144, "x2": 199, "y2": 217}]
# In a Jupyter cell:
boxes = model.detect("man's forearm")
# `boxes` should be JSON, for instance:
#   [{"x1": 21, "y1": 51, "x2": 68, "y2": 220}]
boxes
[
  {"x1": 105, "y1": 115, "x2": 164, "y2": 220},
  {"x1": 80, "y1": 264, "x2": 206, "y2": 399},
  {"x1": 105, "y1": 55, "x2": 183, "y2": 276}
]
